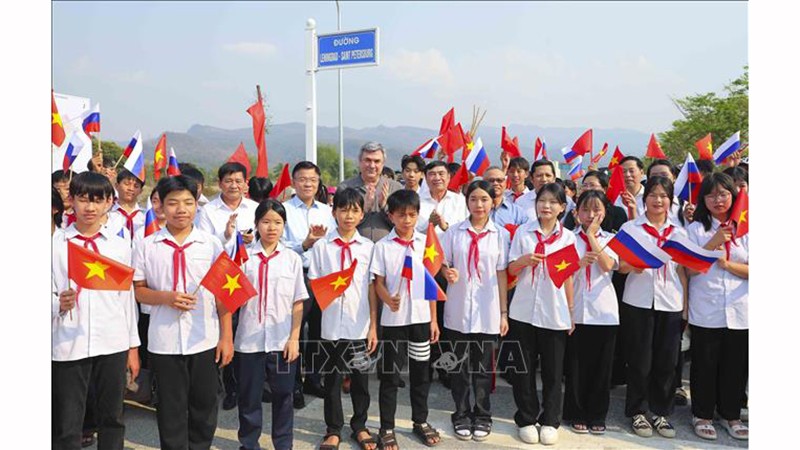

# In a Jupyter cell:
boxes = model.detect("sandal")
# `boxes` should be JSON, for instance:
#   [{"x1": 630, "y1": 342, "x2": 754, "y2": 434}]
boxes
[
  {"x1": 692, "y1": 417, "x2": 717, "y2": 440},
  {"x1": 472, "y1": 422, "x2": 491, "y2": 442},
  {"x1": 652, "y1": 416, "x2": 676, "y2": 438},
  {"x1": 453, "y1": 423, "x2": 472, "y2": 441},
  {"x1": 319, "y1": 432, "x2": 340, "y2": 450},
  {"x1": 379, "y1": 429, "x2": 399, "y2": 450},
  {"x1": 589, "y1": 424, "x2": 606, "y2": 435},
  {"x1": 81, "y1": 432, "x2": 95, "y2": 448},
  {"x1": 412, "y1": 422, "x2": 441, "y2": 447},
  {"x1": 721, "y1": 419, "x2": 748, "y2": 440},
  {"x1": 351, "y1": 429, "x2": 378, "y2": 450},
  {"x1": 571, "y1": 421, "x2": 589, "y2": 434}
]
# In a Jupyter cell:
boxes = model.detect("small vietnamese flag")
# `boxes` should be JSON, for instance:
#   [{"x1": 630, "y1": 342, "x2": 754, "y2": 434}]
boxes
[
  {"x1": 153, "y1": 134, "x2": 167, "y2": 181},
  {"x1": 310, "y1": 260, "x2": 358, "y2": 311},
  {"x1": 227, "y1": 142, "x2": 252, "y2": 179},
  {"x1": 730, "y1": 189, "x2": 748, "y2": 238},
  {"x1": 423, "y1": 223, "x2": 444, "y2": 275},
  {"x1": 447, "y1": 163, "x2": 470, "y2": 192},
  {"x1": 199, "y1": 252, "x2": 257, "y2": 314},
  {"x1": 68, "y1": 241, "x2": 135, "y2": 291},
  {"x1": 439, "y1": 123, "x2": 466, "y2": 157},
  {"x1": 545, "y1": 244, "x2": 581, "y2": 288},
  {"x1": 607, "y1": 146, "x2": 625, "y2": 170},
  {"x1": 592, "y1": 142, "x2": 609, "y2": 165},
  {"x1": 269, "y1": 163, "x2": 291, "y2": 199},
  {"x1": 571, "y1": 129, "x2": 593, "y2": 157},
  {"x1": 606, "y1": 165, "x2": 625, "y2": 204},
  {"x1": 52, "y1": 90, "x2": 66, "y2": 147},
  {"x1": 646, "y1": 133, "x2": 667, "y2": 159},
  {"x1": 501, "y1": 126, "x2": 521, "y2": 158},
  {"x1": 695, "y1": 133, "x2": 713, "y2": 161}
]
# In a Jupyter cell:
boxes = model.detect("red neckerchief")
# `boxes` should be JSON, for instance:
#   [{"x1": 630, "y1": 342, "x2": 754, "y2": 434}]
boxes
[
  {"x1": 71, "y1": 233, "x2": 102, "y2": 308},
  {"x1": 116, "y1": 207, "x2": 140, "y2": 237},
  {"x1": 257, "y1": 251, "x2": 280, "y2": 323},
  {"x1": 333, "y1": 237, "x2": 359, "y2": 271},
  {"x1": 532, "y1": 224, "x2": 562, "y2": 286},
  {"x1": 578, "y1": 230, "x2": 601, "y2": 292},
  {"x1": 642, "y1": 222, "x2": 673, "y2": 282},
  {"x1": 160, "y1": 239, "x2": 194, "y2": 293},
  {"x1": 467, "y1": 228, "x2": 490, "y2": 281},
  {"x1": 512, "y1": 190, "x2": 525, "y2": 201}
]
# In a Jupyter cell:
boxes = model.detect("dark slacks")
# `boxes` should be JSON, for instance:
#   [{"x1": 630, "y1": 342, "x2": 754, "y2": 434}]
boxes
[
  {"x1": 621, "y1": 303, "x2": 682, "y2": 417},
  {"x1": 379, "y1": 322, "x2": 431, "y2": 430},
  {"x1": 509, "y1": 319, "x2": 567, "y2": 428},
  {"x1": 297, "y1": 274, "x2": 322, "y2": 391},
  {"x1": 563, "y1": 324, "x2": 617, "y2": 426},
  {"x1": 321, "y1": 339, "x2": 371, "y2": 435},
  {"x1": 690, "y1": 325, "x2": 748, "y2": 420},
  {"x1": 52, "y1": 350, "x2": 128, "y2": 450},
  {"x1": 610, "y1": 272, "x2": 628, "y2": 385},
  {"x1": 237, "y1": 351, "x2": 297, "y2": 450},
  {"x1": 223, "y1": 310, "x2": 240, "y2": 397},
  {"x1": 443, "y1": 328, "x2": 496, "y2": 427},
  {"x1": 150, "y1": 349, "x2": 219, "y2": 450}
]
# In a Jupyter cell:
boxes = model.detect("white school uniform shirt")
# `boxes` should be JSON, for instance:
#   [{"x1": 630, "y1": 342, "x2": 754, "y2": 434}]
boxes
[
  {"x1": 195, "y1": 195, "x2": 260, "y2": 244},
  {"x1": 308, "y1": 230, "x2": 374, "y2": 340},
  {"x1": 52, "y1": 225, "x2": 141, "y2": 361},
  {"x1": 572, "y1": 229, "x2": 620, "y2": 325},
  {"x1": 614, "y1": 184, "x2": 645, "y2": 218},
  {"x1": 508, "y1": 220, "x2": 577, "y2": 330},
  {"x1": 416, "y1": 189, "x2": 468, "y2": 241},
  {"x1": 620, "y1": 216, "x2": 686, "y2": 312},
  {"x1": 369, "y1": 229, "x2": 431, "y2": 327},
  {"x1": 235, "y1": 242, "x2": 308, "y2": 353},
  {"x1": 441, "y1": 219, "x2": 510, "y2": 335},
  {"x1": 505, "y1": 187, "x2": 530, "y2": 204},
  {"x1": 282, "y1": 196, "x2": 337, "y2": 268},
  {"x1": 515, "y1": 189, "x2": 539, "y2": 222},
  {"x1": 687, "y1": 219, "x2": 748, "y2": 329},
  {"x1": 132, "y1": 227, "x2": 224, "y2": 355},
  {"x1": 107, "y1": 203, "x2": 145, "y2": 237}
]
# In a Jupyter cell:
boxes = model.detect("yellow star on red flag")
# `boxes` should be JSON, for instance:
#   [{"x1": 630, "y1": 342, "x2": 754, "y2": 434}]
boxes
[
  {"x1": 84, "y1": 260, "x2": 110, "y2": 280},
  {"x1": 222, "y1": 273, "x2": 243, "y2": 296},
  {"x1": 330, "y1": 275, "x2": 350, "y2": 291},
  {"x1": 555, "y1": 260, "x2": 571, "y2": 272}
]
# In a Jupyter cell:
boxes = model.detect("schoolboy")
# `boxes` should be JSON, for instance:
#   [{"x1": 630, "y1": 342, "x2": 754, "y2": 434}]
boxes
[
  {"x1": 133, "y1": 175, "x2": 233, "y2": 449},
  {"x1": 108, "y1": 169, "x2": 145, "y2": 239},
  {"x1": 52, "y1": 172, "x2": 140, "y2": 449}
]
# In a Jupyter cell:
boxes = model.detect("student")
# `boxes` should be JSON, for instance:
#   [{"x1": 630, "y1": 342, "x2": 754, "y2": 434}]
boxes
[
  {"x1": 52, "y1": 186, "x2": 64, "y2": 235},
  {"x1": 248, "y1": 177, "x2": 273, "y2": 203},
  {"x1": 53, "y1": 170, "x2": 75, "y2": 227},
  {"x1": 133, "y1": 175, "x2": 233, "y2": 450},
  {"x1": 646, "y1": 159, "x2": 683, "y2": 225},
  {"x1": 483, "y1": 166, "x2": 528, "y2": 228},
  {"x1": 370, "y1": 189, "x2": 442, "y2": 450},
  {"x1": 505, "y1": 157, "x2": 531, "y2": 205},
  {"x1": 686, "y1": 173, "x2": 749, "y2": 441},
  {"x1": 401, "y1": 154, "x2": 425, "y2": 192},
  {"x1": 440, "y1": 180, "x2": 510, "y2": 441},
  {"x1": 563, "y1": 179, "x2": 577, "y2": 202},
  {"x1": 52, "y1": 172, "x2": 140, "y2": 450},
  {"x1": 618, "y1": 176, "x2": 688, "y2": 439},
  {"x1": 723, "y1": 166, "x2": 749, "y2": 194},
  {"x1": 235, "y1": 199, "x2": 308, "y2": 450},
  {"x1": 507, "y1": 182, "x2": 576, "y2": 446},
  {"x1": 107, "y1": 169, "x2": 145, "y2": 239},
  {"x1": 516, "y1": 159, "x2": 559, "y2": 222},
  {"x1": 310, "y1": 188, "x2": 378, "y2": 450},
  {"x1": 563, "y1": 171, "x2": 626, "y2": 232},
  {"x1": 615, "y1": 156, "x2": 646, "y2": 220},
  {"x1": 196, "y1": 162, "x2": 258, "y2": 245},
  {"x1": 179, "y1": 163, "x2": 210, "y2": 206},
  {"x1": 562, "y1": 190, "x2": 619, "y2": 435}
]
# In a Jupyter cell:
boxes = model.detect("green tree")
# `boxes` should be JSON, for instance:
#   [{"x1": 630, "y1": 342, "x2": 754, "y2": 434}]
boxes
[
  {"x1": 659, "y1": 67, "x2": 748, "y2": 163},
  {"x1": 91, "y1": 138, "x2": 124, "y2": 164},
  {"x1": 316, "y1": 143, "x2": 357, "y2": 186}
]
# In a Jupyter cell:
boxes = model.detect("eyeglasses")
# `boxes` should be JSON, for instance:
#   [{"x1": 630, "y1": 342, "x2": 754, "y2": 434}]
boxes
[
  {"x1": 485, "y1": 177, "x2": 505, "y2": 184},
  {"x1": 294, "y1": 177, "x2": 320, "y2": 184},
  {"x1": 704, "y1": 192, "x2": 732, "y2": 201}
]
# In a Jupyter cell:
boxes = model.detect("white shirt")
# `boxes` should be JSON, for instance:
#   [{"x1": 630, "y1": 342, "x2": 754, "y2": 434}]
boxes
[
  {"x1": 572, "y1": 229, "x2": 620, "y2": 325},
  {"x1": 282, "y1": 196, "x2": 337, "y2": 268},
  {"x1": 132, "y1": 227, "x2": 224, "y2": 355},
  {"x1": 614, "y1": 184, "x2": 645, "y2": 218},
  {"x1": 687, "y1": 219, "x2": 748, "y2": 329},
  {"x1": 107, "y1": 203, "x2": 145, "y2": 237},
  {"x1": 515, "y1": 189, "x2": 539, "y2": 222},
  {"x1": 508, "y1": 220, "x2": 577, "y2": 330},
  {"x1": 309, "y1": 230, "x2": 374, "y2": 340},
  {"x1": 369, "y1": 229, "x2": 431, "y2": 327},
  {"x1": 416, "y1": 189, "x2": 468, "y2": 241},
  {"x1": 505, "y1": 187, "x2": 530, "y2": 204},
  {"x1": 52, "y1": 225, "x2": 140, "y2": 361},
  {"x1": 235, "y1": 242, "x2": 308, "y2": 353},
  {"x1": 195, "y1": 195, "x2": 260, "y2": 244},
  {"x1": 620, "y1": 216, "x2": 686, "y2": 312},
  {"x1": 442, "y1": 220, "x2": 510, "y2": 334}
]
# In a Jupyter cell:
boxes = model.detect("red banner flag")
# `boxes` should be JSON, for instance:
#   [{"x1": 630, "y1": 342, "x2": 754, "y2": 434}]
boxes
[
  {"x1": 310, "y1": 260, "x2": 358, "y2": 311},
  {"x1": 199, "y1": 252, "x2": 257, "y2": 314},
  {"x1": 439, "y1": 107, "x2": 455, "y2": 136},
  {"x1": 607, "y1": 146, "x2": 624, "y2": 170},
  {"x1": 730, "y1": 189, "x2": 748, "y2": 238},
  {"x1": 246, "y1": 97, "x2": 269, "y2": 178},
  {"x1": 153, "y1": 134, "x2": 167, "y2": 181},
  {"x1": 571, "y1": 129, "x2": 593, "y2": 156},
  {"x1": 606, "y1": 165, "x2": 625, "y2": 204},
  {"x1": 501, "y1": 126, "x2": 521, "y2": 158},
  {"x1": 52, "y1": 90, "x2": 66, "y2": 147},
  {"x1": 545, "y1": 244, "x2": 581, "y2": 288},
  {"x1": 646, "y1": 133, "x2": 666, "y2": 159},
  {"x1": 227, "y1": 142, "x2": 252, "y2": 179},
  {"x1": 447, "y1": 163, "x2": 470, "y2": 192},
  {"x1": 68, "y1": 241, "x2": 135, "y2": 291},
  {"x1": 269, "y1": 163, "x2": 291, "y2": 199},
  {"x1": 695, "y1": 134, "x2": 713, "y2": 161}
]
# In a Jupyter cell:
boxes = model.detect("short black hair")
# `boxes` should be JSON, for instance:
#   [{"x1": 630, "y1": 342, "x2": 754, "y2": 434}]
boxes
[
  {"x1": 254, "y1": 199, "x2": 287, "y2": 225},
  {"x1": 643, "y1": 176, "x2": 675, "y2": 207},
  {"x1": 218, "y1": 162, "x2": 248, "y2": 181},
  {"x1": 647, "y1": 159, "x2": 677, "y2": 178},
  {"x1": 292, "y1": 161, "x2": 321, "y2": 177},
  {"x1": 387, "y1": 189, "x2": 420, "y2": 214},
  {"x1": 696, "y1": 159, "x2": 715, "y2": 177},
  {"x1": 382, "y1": 167, "x2": 396, "y2": 180},
  {"x1": 248, "y1": 177, "x2": 273, "y2": 203},
  {"x1": 619, "y1": 155, "x2": 644, "y2": 170},
  {"x1": 465, "y1": 180, "x2": 496, "y2": 201},
  {"x1": 723, "y1": 166, "x2": 748, "y2": 185},
  {"x1": 156, "y1": 174, "x2": 199, "y2": 203},
  {"x1": 576, "y1": 189, "x2": 609, "y2": 212},
  {"x1": 52, "y1": 170, "x2": 71, "y2": 185},
  {"x1": 582, "y1": 170, "x2": 609, "y2": 189},
  {"x1": 531, "y1": 159, "x2": 556, "y2": 176},
  {"x1": 333, "y1": 187, "x2": 364, "y2": 211},
  {"x1": 86, "y1": 154, "x2": 114, "y2": 172},
  {"x1": 535, "y1": 182, "x2": 568, "y2": 220},
  {"x1": 447, "y1": 163, "x2": 461, "y2": 178},
  {"x1": 401, "y1": 154, "x2": 425, "y2": 172},
  {"x1": 508, "y1": 156, "x2": 530, "y2": 173},
  {"x1": 424, "y1": 160, "x2": 448, "y2": 174},
  {"x1": 69, "y1": 172, "x2": 115, "y2": 201},
  {"x1": 563, "y1": 179, "x2": 577, "y2": 192},
  {"x1": 693, "y1": 173, "x2": 739, "y2": 231},
  {"x1": 179, "y1": 163, "x2": 205, "y2": 185},
  {"x1": 116, "y1": 168, "x2": 144, "y2": 187},
  {"x1": 52, "y1": 186, "x2": 64, "y2": 228}
]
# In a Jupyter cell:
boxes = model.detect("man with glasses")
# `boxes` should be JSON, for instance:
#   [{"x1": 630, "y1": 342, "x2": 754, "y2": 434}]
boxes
[{"x1": 484, "y1": 166, "x2": 528, "y2": 228}]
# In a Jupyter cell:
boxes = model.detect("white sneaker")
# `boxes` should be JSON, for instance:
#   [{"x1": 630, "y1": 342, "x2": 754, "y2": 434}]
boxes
[
  {"x1": 540, "y1": 426, "x2": 559, "y2": 445},
  {"x1": 518, "y1": 425, "x2": 539, "y2": 444}
]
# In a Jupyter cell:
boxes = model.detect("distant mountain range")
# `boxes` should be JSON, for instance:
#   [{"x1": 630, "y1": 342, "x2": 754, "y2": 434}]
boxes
[{"x1": 133, "y1": 122, "x2": 651, "y2": 171}]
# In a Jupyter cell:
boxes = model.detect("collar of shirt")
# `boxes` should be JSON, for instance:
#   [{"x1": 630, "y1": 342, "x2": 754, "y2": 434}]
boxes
[
  {"x1": 326, "y1": 228, "x2": 368, "y2": 245},
  {"x1": 527, "y1": 219, "x2": 562, "y2": 238},
  {"x1": 633, "y1": 213, "x2": 677, "y2": 230},
  {"x1": 152, "y1": 226, "x2": 209, "y2": 246},
  {"x1": 63, "y1": 223, "x2": 116, "y2": 241},
  {"x1": 505, "y1": 187, "x2": 529, "y2": 198},
  {"x1": 252, "y1": 241, "x2": 286, "y2": 258},
  {"x1": 457, "y1": 219, "x2": 498, "y2": 234},
  {"x1": 287, "y1": 195, "x2": 324, "y2": 211},
  {"x1": 209, "y1": 194, "x2": 257, "y2": 213},
  {"x1": 421, "y1": 188, "x2": 458, "y2": 204},
  {"x1": 385, "y1": 228, "x2": 424, "y2": 245},
  {"x1": 112, "y1": 203, "x2": 143, "y2": 214}
]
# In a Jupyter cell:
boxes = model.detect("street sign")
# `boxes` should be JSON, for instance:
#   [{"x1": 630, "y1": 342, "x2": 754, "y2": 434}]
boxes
[{"x1": 316, "y1": 28, "x2": 379, "y2": 70}]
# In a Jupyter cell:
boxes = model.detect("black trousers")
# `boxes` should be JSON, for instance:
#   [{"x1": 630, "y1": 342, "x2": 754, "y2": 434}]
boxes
[
  {"x1": 430, "y1": 274, "x2": 448, "y2": 378},
  {"x1": 442, "y1": 328, "x2": 496, "y2": 426},
  {"x1": 52, "y1": 350, "x2": 128, "y2": 450},
  {"x1": 379, "y1": 322, "x2": 431, "y2": 430},
  {"x1": 610, "y1": 272, "x2": 628, "y2": 385},
  {"x1": 237, "y1": 351, "x2": 297, "y2": 450},
  {"x1": 690, "y1": 326, "x2": 748, "y2": 420},
  {"x1": 223, "y1": 310, "x2": 240, "y2": 396},
  {"x1": 150, "y1": 349, "x2": 219, "y2": 450},
  {"x1": 297, "y1": 274, "x2": 322, "y2": 390},
  {"x1": 137, "y1": 307, "x2": 151, "y2": 369},
  {"x1": 621, "y1": 303, "x2": 682, "y2": 417},
  {"x1": 509, "y1": 319, "x2": 567, "y2": 428},
  {"x1": 563, "y1": 325, "x2": 617, "y2": 426},
  {"x1": 321, "y1": 339, "x2": 371, "y2": 435}
]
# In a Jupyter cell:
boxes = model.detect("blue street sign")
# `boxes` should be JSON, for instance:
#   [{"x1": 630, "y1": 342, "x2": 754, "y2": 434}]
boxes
[{"x1": 317, "y1": 28, "x2": 380, "y2": 70}]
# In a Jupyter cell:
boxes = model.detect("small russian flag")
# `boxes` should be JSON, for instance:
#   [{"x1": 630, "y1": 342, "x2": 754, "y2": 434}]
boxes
[
  {"x1": 661, "y1": 235, "x2": 723, "y2": 274},
  {"x1": 568, "y1": 155, "x2": 584, "y2": 181},
  {"x1": 123, "y1": 133, "x2": 146, "y2": 183},
  {"x1": 607, "y1": 228, "x2": 672, "y2": 269},
  {"x1": 713, "y1": 131, "x2": 741, "y2": 165},
  {"x1": 230, "y1": 231, "x2": 249, "y2": 266},
  {"x1": 674, "y1": 153, "x2": 703, "y2": 204},
  {"x1": 123, "y1": 130, "x2": 141, "y2": 159},
  {"x1": 82, "y1": 103, "x2": 101, "y2": 135},
  {"x1": 412, "y1": 138, "x2": 441, "y2": 159},
  {"x1": 62, "y1": 131, "x2": 86, "y2": 172},
  {"x1": 464, "y1": 137, "x2": 490, "y2": 176},
  {"x1": 561, "y1": 146, "x2": 580, "y2": 164},
  {"x1": 406, "y1": 247, "x2": 446, "y2": 301},
  {"x1": 144, "y1": 198, "x2": 160, "y2": 238},
  {"x1": 167, "y1": 147, "x2": 182, "y2": 176}
]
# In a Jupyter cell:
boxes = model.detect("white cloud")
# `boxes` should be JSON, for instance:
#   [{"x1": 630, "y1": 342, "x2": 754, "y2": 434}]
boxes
[
  {"x1": 222, "y1": 42, "x2": 277, "y2": 57},
  {"x1": 383, "y1": 48, "x2": 454, "y2": 87}
]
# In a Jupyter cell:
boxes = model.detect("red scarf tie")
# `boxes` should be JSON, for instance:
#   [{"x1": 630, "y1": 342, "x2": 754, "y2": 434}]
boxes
[
  {"x1": 467, "y1": 229, "x2": 490, "y2": 281},
  {"x1": 257, "y1": 251, "x2": 280, "y2": 323},
  {"x1": 333, "y1": 237, "x2": 359, "y2": 271},
  {"x1": 642, "y1": 223, "x2": 673, "y2": 282},
  {"x1": 160, "y1": 240, "x2": 194, "y2": 292},
  {"x1": 578, "y1": 231, "x2": 601, "y2": 292},
  {"x1": 512, "y1": 191, "x2": 525, "y2": 201},
  {"x1": 117, "y1": 208, "x2": 140, "y2": 237},
  {"x1": 71, "y1": 233, "x2": 102, "y2": 307},
  {"x1": 532, "y1": 224, "x2": 561, "y2": 286}
]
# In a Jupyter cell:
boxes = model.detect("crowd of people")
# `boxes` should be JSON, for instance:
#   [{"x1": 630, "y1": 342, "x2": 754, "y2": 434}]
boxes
[{"x1": 51, "y1": 140, "x2": 749, "y2": 450}]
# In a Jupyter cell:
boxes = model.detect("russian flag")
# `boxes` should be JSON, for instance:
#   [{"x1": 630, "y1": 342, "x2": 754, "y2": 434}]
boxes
[
  {"x1": 230, "y1": 231, "x2": 249, "y2": 266},
  {"x1": 405, "y1": 247, "x2": 446, "y2": 301},
  {"x1": 144, "y1": 198, "x2": 160, "y2": 238},
  {"x1": 82, "y1": 103, "x2": 101, "y2": 135},
  {"x1": 607, "y1": 228, "x2": 672, "y2": 269},
  {"x1": 661, "y1": 235, "x2": 723, "y2": 274},
  {"x1": 402, "y1": 247, "x2": 414, "y2": 282},
  {"x1": 561, "y1": 146, "x2": 580, "y2": 164},
  {"x1": 713, "y1": 131, "x2": 741, "y2": 165},
  {"x1": 62, "y1": 131, "x2": 87, "y2": 172},
  {"x1": 464, "y1": 137, "x2": 490, "y2": 176},
  {"x1": 123, "y1": 133, "x2": 146, "y2": 183},
  {"x1": 412, "y1": 138, "x2": 441, "y2": 159},
  {"x1": 123, "y1": 130, "x2": 141, "y2": 159},
  {"x1": 674, "y1": 153, "x2": 703, "y2": 204},
  {"x1": 167, "y1": 147, "x2": 182, "y2": 176},
  {"x1": 568, "y1": 155, "x2": 584, "y2": 181}
]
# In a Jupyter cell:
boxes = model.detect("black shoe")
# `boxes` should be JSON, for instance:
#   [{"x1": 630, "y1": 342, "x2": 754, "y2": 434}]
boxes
[
  {"x1": 303, "y1": 381, "x2": 326, "y2": 399},
  {"x1": 222, "y1": 392, "x2": 238, "y2": 410},
  {"x1": 261, "y1": 389, "x2": 273, "y2": 403},
  {"x1": 293, "y1": 390, "x2": 306, "y2": 409}
]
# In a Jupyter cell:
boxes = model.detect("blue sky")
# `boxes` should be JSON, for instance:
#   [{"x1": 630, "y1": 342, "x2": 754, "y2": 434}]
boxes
[{"x1": 53, "y1": 1, "x2": 748, "y2": 141}]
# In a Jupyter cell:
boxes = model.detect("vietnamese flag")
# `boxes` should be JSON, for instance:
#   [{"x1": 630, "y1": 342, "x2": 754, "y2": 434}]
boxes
[
  {"x1": 606, "y1": 165, "x2": 625, "y2": 204},
  {"x1": 571, "y1": 129, "x2": 593, "y2": 157},
  {"x1": 227, "y1": 142, "x2": 252, "y2": 179},
  {"x1": 439, "y1": 123, "x2": 466, "y2": 158},
  {"x1": 439, "y1": 107, "x2": 455, "y2": 136},
  {"x1": 501, "y1": 126, "x2": 521, "y2": 158},
  {"x1": 447, "y1": 163, "x2": 470, "y2": 192},
  {"x1": 310, "y1": 260, "x2": 358, "y2": 311},
  {"x1": 246, "y1": 97, "x2": 269, "y2": 178},
  {"x1": 607, "y1": 146, "x2": 625, "y2": 170},
  {"x1": 646, "y1": 133, "x2": 667, "y2": 159},
  {"x1": 423, "y1": 223, "x2": 444, "y2": 275},
  {"x1": 592, "y1": 142, "x2": 609, "y2": 165},
  {"x1": 153, "y1": 134, "x2": 167, "y2": 181},
  {"x1": 52, "y1": 90, "x2": 66, "y2": 147},
  {"x1": 269, "y1": 163, "x2": 291, "y2": 199},
  {"x1": 199, "y1": 252, "x2": 257, "y2": 314},
  {"x1": 545, "y1": 244, "x2": 581, "y2": 288},
  {"x1": 695, "y1": 133, "x2": 713, "y2": 161},
  {"x1": 68, "y1": 241, "x2": 135, "y2": 291},
  {"x1": 730, "y1": 189, "x2": 748, "y2": 238}
]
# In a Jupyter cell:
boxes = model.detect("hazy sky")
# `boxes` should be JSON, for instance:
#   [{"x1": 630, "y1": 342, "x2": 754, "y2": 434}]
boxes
[{"x1": 53, "y1": 1, "x2": 748, "y2": 141}]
